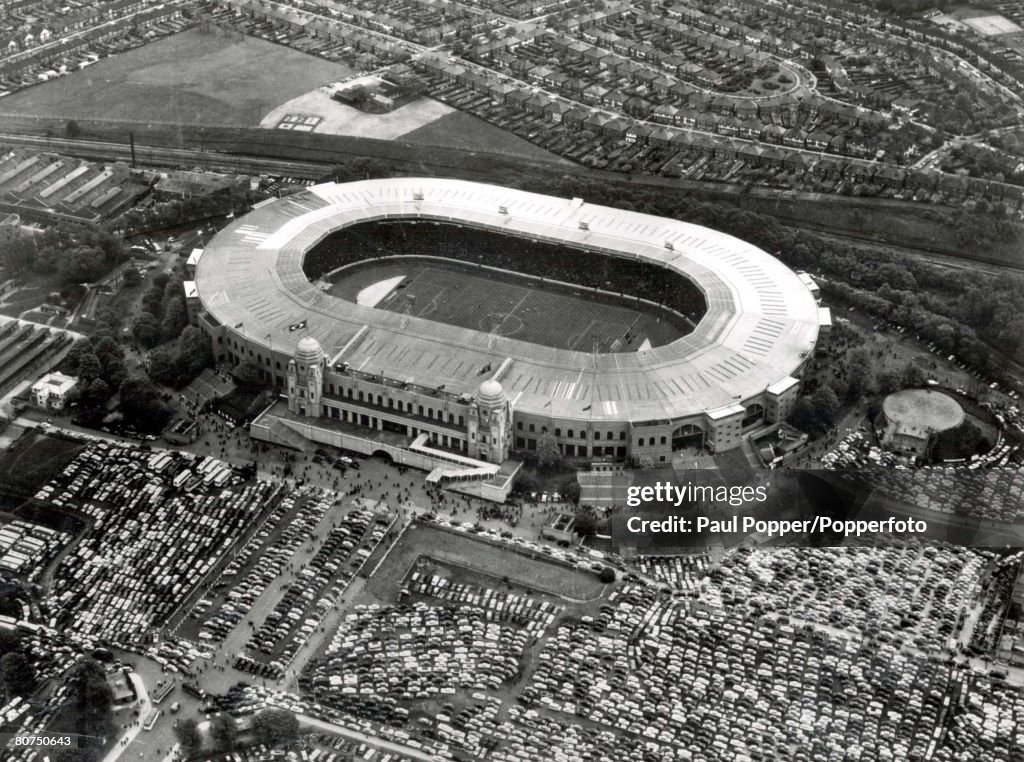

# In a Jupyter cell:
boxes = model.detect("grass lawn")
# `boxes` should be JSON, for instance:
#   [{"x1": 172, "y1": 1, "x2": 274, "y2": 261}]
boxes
[
  {"x1": 0, "y1": 28, "x2": 354, "y2": 126},
  {"x1": 0, "y1": 431, "x2": 84, "y2": 493},
  {"x1": 401, "y1": 110, "x2": 572, "y2": 164}
]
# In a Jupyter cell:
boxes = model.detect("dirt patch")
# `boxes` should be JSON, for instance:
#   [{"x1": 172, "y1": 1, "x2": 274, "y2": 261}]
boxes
[{"x1": 260, "y1": 87, "x2": 454, "y2": 139}]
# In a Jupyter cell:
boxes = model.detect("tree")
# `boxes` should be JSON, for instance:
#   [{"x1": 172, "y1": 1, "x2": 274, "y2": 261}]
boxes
[
  {"x1": 64, "y1": 658, "x2": 113, "y2": 742},
  {"x1": 178, "y1": 326, "x2": 213, "y2": 381},
  {"x1": 252, "y1": 707, "x2": 299, "y2": 745},
  {"x1": 65, "y1": 120, "x2": 81, "y2": 139},
  {"x1": 148, "y1": 347, "x2": 179, "y2": 386},
  {"x1": 561, "y1": 480, "x2": 581, "y2": 504},
  {"x1": 573, "y1": 511, "x2": 596, "y2": 537},
  {"x1": 0, "y1": 629, "x2": 21, "y2": 659},
  {"x1": 132, "y1": 312, "x2": 160, "y2": 349},
  {"x1": 122, "y1": 268, "x2": 141, "y2": 288},
  {"x1": 877, "y1": 370, "x2": 902, "y2": 395},
  {"x1": 598, "y1": 567, "x2": 616, "y2": 583},
  {"x1": 76, "y1": 352, "x2": 103, "y2": 382},
  {"x1": 231, "y1": 361, "x2": 264, "y2": 389},
  {"x1": 844, "y1": 349, "x2": 875, "y2": 402},
  {"x1": 173, "y1": 718, "x2": 202, "y2": 754},
  {"x1": 118, "y1": 375, "x2": 170, "y2": 433},
  {"x1": 810, "y1": 387, "x2": 840, "y2": 428},
  {"x1": 0, "y1": 652, "x2": 34, "y2": 698},
  {"x1": 902, "y1": 362, "x2": 927, "y2": 389},
  {"x1": 210, "y1": 713, "x2": 238, "y2": 752},
  {"x1": 535, "y1": 431, "x2": 562, "y2": 469},
  {"x1": 161, "y1": 287, "x2": 188, "y2": 342},
  {"x1": 513, "y1": 472, "x2": 539, "y2": 496}
]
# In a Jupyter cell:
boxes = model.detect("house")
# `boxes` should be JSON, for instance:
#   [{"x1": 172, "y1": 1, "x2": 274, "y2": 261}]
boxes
[
  {"x1": 735, "y1": 101, "x2": 759, "y2": 120},
  {"x1": 695, "y1": 112, "x2": 720, "y2": 132},
  {"x1": 814, "y1": 157, "x2": 844, "y2": 178},
  {"x1": 602, "y1": 117, "x2": 630, "y2": 140},
  {"x1": 827, "y1": 134, "x2": 847, "y2": 154},
  {"x1": 718, "y1": 116, "x2": 741, "y2": 136},
  {"x1": 711, "y1": 95, "x2": 735, "y2": 115},
  {"x1": 626, "y1": 123, "x2": 655, "y2": 145},
  {"x1": 560, "y1": 106, "x2": 588, "y2": 129},
  {"x1": 806, "y1": 131, "x2": 831, "y2": 151},
  {"x1": 525, "y1": 92, "x2": 550, "y2": 115},
  {"x1": 783, "y1": 127, "x2": 807, "y2": 149},
  {"x1": 874, "y1": 165, "x2": 906, "y2": 188},
  {"x1": 649, "y1": 127, "x2": 677, "y2": 147},
  {"x1": 506, "y1": 88, "x2": 532, "y2": 111},
  {"x1": 582, "y1": 84, "x2": 609, "y2": 105},
  {"x1": 738, "y1": 118, "x2": 763, "y2": 139},
  {"x1": 31, "y1": 372, "x2": 78, "y2": 411},
  {"x1": 761, "y1": 123, "x2": 785, "y2": 144},
  {"x1": 652, "y1": 104, "x2": 680, "y2": 124},
  {"x1": 605, "y1": 90, "x2": 628, "y2": 110},
  {"x1": 544, "y1": 100, "x2": 572, "y2": 123},
  {"x1": 584, "y1": 112, "x2": 611, "y2": 133},
  {"x1": 624, "y1": 96, "x2": 653, "y2": 117},
  {"x1": 739, "y1": 143, "x2": 767, "y2": 166},
  {"x1": 677, "y1": 107, "x2": 699, "y2": 127}
]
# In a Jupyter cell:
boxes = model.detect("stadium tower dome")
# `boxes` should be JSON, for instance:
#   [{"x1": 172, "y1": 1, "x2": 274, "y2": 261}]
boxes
[
  {"x1": 477, "y1": 379, "x2": 506, "y2": 406},
  {"x1": 470, "y1": 378, "x2": 512, "y2": 464},
  {"x1": 287, "y1": 336, "x2": 325, "y2": 418},
  {"x1": 295, "y1": 336, "x2": 324, "y2": 366}
]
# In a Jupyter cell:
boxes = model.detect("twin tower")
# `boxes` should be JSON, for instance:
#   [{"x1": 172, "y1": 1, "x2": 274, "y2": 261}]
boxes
[{"x1": 286, "y1": 336, "x2": 512, "y2": 463}]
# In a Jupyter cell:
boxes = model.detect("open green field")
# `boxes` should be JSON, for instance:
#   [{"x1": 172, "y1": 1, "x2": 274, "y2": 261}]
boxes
[
  {"x1": 402, "y1": 110, "x2": 571, "y2": 164},
  {"x1": 0, "y1": 28, "x2": 354, "y2": 126},
  {"x1": 0, "y1": 431, "x2": 84, "y2": 493}
]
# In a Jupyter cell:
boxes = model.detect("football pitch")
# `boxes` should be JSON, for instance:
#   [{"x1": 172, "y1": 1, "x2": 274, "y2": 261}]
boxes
[{"x1": 329, "y1": 259, "x2": 687, "y2": 353}]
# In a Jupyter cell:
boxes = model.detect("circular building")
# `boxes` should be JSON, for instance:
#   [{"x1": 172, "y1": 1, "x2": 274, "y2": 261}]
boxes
[
  {"x1": 879, "y1": 389, "x2": 965, "y2": 458},
  {"x1": 191, "y1": 178, "x2": 826, "y2": 463}
]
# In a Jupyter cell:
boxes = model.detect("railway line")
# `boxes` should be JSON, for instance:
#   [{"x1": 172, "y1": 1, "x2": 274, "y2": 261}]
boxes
[{"x1": 2, "y1": 132, "x2": 1021, "y2": 277}]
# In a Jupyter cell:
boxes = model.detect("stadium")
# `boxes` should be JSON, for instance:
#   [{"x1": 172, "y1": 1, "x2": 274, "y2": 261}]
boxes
[{"x1": 190, "y1": 178, "x2": 827, "y2": 494}]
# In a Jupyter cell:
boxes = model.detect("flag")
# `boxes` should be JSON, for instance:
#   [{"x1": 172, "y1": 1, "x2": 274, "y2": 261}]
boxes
[
  {"x1": 581, "y1": 404, "x2": 592, "y2": 412},
  {"x1": 288, "y1": 319, "x2": 307, "y2": 332},
  {"x1": 234, "y1": 321, "x2": 243, "y2": 329}
]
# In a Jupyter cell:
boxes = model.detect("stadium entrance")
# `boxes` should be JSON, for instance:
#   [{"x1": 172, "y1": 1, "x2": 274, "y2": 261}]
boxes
[{"x1": 672, "y1": 423, "x2": 705, "y2": 451}]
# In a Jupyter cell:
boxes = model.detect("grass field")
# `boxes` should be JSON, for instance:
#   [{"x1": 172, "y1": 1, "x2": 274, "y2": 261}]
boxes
[
  {"x1": 357, "y1": 523, "x2": 606, "y2": 606},
  {"x1": 0, "y1": 29, "x2": 353, "y2": 125},
  {"x1": 402, "y1": 110, "x2": 572, "y2": 164},
  {"x1": 328, "y1": 258, "x2": 684, "y2": 352},
  {"x1": 0, "y1": 431, "x2": 84, "y2": 493}
]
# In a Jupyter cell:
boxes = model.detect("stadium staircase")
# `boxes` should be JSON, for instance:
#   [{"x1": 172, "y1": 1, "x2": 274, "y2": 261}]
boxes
[
  {"x1": 265, "y1": 418, "x2": 311, "y2": 452},
  {"x1": 425, "y1": 465, "x2": 500, "y2": 485}
]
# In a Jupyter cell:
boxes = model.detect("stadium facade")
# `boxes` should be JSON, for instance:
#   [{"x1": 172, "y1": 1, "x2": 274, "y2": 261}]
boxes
[{"x1": 190, "y1": 178, "x2": 827, "y2": 469}]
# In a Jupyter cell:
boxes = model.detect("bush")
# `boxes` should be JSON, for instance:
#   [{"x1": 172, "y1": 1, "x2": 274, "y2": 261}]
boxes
[{"x1": 598, "y1": 567, "x2": 616, "y2": 584}]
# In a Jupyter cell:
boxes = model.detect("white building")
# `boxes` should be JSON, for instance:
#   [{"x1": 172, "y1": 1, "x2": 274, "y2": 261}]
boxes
[{"x1": 31, "y1": 372, "x2": 78, "y2": 411}]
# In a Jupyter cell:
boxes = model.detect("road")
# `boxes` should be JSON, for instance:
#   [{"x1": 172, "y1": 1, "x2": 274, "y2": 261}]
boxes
[{"x1": 296, "y1": 714, "x2": 439, "y2": 761}]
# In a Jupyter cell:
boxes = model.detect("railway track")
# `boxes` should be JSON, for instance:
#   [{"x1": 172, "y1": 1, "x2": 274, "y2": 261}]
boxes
[{"x1": 2, "y1": 131, "x2": 1021, "y2": 276}]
